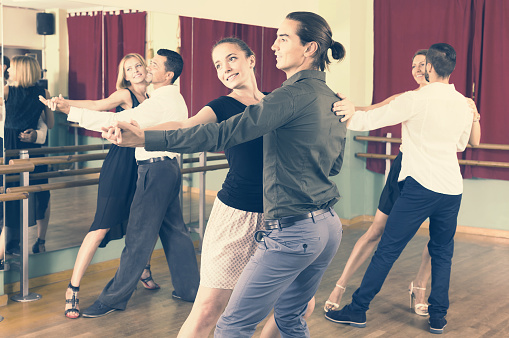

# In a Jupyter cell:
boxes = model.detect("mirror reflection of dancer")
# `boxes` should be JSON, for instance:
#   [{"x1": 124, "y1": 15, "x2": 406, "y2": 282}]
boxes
[
  {"x1": 326, "y1": 43, "x2": 479, "y2": 335},
  {"x1": 103, "y1": 12, "x2": 350, "y2": 337},
  {"x1": 324, "y1": 49, "x2": 481, "y2": 316},
  {"x1": 44, "y1": 49, "x2": 200, "y2": 319},
  {"x1": 0, "y1": 55, "x2": 53, "y2": 266},
  {"x1": 41, "y1": 53, "x2": 161, "y2": 319}
]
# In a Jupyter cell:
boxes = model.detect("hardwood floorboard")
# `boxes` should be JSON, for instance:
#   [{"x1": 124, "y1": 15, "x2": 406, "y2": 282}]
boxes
[{"x1": 1, "y1": 220, "x2": 508, "y2": 337}]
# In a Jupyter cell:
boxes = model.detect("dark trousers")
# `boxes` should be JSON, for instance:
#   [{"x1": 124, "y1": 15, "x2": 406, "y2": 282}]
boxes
[
  {"x1": 98, "y1": 158, "x2": 200, "y2": 310},
  {"x1": 350, "y1": 177, "x2": 462, "y2": 319}
]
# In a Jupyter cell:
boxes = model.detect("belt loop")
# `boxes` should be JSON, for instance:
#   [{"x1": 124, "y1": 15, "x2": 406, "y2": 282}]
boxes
[
  {"x1": 329, "y1": 207, "x2": 334, "y2": 216},
  {"x1": 277, "y1": 220, "x2": 282, "y2": 231},
  {"x1": 311, "y1": 213, "x2": 316, "y2": 223}
]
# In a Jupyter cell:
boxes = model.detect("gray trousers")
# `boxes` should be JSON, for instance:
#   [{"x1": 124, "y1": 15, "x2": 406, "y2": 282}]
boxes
[
  {"x1": 98, "y1": 158, "x2": 200, "y2": 309},
  {"x1": 215, "y1": 209, "x2": 342, "y2": 337}
]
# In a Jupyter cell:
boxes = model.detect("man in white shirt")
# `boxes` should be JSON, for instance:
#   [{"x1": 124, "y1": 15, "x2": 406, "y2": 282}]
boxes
[
  {"x1": 325, "y1": 43, "x2": 473, "y2": 334},
  {"x1": 43, "y1": 49, "x2": 199, "y2": 317}
]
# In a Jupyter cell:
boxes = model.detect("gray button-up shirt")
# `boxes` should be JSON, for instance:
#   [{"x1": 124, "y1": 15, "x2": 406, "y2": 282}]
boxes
[{"x1": 146, "y1": 70, "x2": 347, "y2": 219}]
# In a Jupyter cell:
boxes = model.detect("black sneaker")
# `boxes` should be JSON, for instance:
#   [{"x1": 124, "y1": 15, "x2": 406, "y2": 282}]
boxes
[
  {"x1": 325, "y1": 304, "x2": 367, "y2": 328},
  {"x1": 6, "y1": 246, "x2": 20, "y2": 256},
  {"x1": 82, "y1": 300, "x2": 118, "y2": 318},
  {"x1": 429, "y1": 317, "x2": 447, "y2": 334}
]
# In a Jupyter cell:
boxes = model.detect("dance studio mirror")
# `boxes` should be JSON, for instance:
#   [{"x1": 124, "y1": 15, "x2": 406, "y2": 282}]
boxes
[{"x1": 0, "y1": 1, "x2": 183, "y2": 260}]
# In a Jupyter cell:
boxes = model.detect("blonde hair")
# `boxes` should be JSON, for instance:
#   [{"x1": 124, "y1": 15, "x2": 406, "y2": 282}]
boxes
[
  {"x1": 116, "y1": 53, "x2": 146, "y2": 90},
  {"x1": 11, "y1": 56, "x2": 41, "y2": 87}
]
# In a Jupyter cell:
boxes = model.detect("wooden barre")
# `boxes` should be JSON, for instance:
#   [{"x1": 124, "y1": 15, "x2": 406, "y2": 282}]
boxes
[
  {"x1": 4, "y1": 167, "x2": 102, "y2": 183},
  {"x1": 0, "y1": 163, "x2": 35, "y2": 175},
  {"x1": 4, "y1": 143, "x2": 111, "y2": 158},
  {"x1": 181, "y1": 163, "x2": 229, "y2": 174},
  {"x1": 183, "y1": 154, "x2": 226, "y2": 164},
  {"x1": 4, "y1": 164, "x2": 230, "y2": 193},
  {"x1": 9, "y1": 153, "x2": 108, "y2": 166},
  {"x1": 356, "y1": 153, "x2": 509, "y2": 168},
  {"x1": 6, "y1": 176, "x2": 100, "y2": 194},
  {"x1": 354, "y1": 135, "x2": 509, "y2": 151},
  {"x1": 0, "y1": 192, "x2": 29, "y2": 202}
]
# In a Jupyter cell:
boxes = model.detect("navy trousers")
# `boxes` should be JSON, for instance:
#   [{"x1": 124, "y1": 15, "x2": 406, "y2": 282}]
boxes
[
  {"x1": 350, "y1": 177, "x2": 462, "y2": 319},
  {"x1": 98, "y1": 158, "x2": 200, "y2": 309}
]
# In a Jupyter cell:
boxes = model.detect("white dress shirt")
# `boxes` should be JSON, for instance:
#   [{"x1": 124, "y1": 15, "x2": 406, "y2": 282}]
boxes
[
  {"x1": 348, "y1": 82, "x2": 473, "y2": 195},
  {"x1": 67, "y1": 84, "x2": 187, "y2": 161}
]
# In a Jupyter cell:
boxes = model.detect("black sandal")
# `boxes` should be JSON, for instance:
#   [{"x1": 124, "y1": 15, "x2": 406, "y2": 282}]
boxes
[
  {"x1": 140, "y1": 264, "x2": 160, "y2": 290},
  {"x1": 65, "y1": 282, "x2": 80, "y2": 319},
  {"x1": 32, "y1": 238, "x2": 46, "y2": 254}
]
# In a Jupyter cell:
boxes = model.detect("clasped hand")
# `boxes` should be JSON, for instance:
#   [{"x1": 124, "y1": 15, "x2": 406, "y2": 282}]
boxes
[
  {"x1": 101, "y1": 120, "x2": 146, "y2": 148},
  {"x1": 39, "y1": 94, "x2": 70, "y2": 114}
]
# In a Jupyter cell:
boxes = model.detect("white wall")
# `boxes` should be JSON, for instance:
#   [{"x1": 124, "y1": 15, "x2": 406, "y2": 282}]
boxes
[{"x1": 1, "y1": 7, "x2": 43, "y2": 48}]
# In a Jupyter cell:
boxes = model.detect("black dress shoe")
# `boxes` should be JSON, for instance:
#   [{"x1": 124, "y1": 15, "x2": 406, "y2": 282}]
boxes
[
  {"x1": 325, "y1": 304, "x2": 367, "y2": 328},
  {"x1": 6, "y1": 246, "x2": 20, "y2": 256},
  {"x1": 82, "y1": 300, "x2": 118, "y2": 318},
  {"x1": 429, "y1": 317, "x2": 447, "y2": 334},
  {"x1": 171, "y1": 291, "x2": 194, "y2": 303}
]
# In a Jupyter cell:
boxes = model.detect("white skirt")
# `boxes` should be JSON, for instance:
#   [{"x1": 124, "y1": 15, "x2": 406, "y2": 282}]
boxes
[{"x1": 200, "y1": 197, "x2": 265, "y2": 289}]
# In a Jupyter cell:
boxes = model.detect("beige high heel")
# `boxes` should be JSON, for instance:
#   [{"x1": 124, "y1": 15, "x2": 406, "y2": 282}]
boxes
[
  {"x1": 324, "y1": 284, "x2": 346, "y2": 312},
  {"x1": 409, "y1": 281, "x2": 428, "y2": 316}
]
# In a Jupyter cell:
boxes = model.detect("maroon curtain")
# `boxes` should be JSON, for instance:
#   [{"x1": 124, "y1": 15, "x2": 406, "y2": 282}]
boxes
[
  {"x1": 104, "y1": 11, "x2": 146, "y2": 98},
  {"x1": 67, "y1": 11, "x2": 146, "y2": 137},
  {"x1": 466, "y1": 0, "x2": 509, "y2": 180},
  {"x1": 67, "y1": 13, "x2": 103, "y2": 101},
  {"x1": 369, "y1": 0, "x2": 475, "y2": 174},
  {"x1": 180, "y1": 16, "x2": 285, "y2": 117}
]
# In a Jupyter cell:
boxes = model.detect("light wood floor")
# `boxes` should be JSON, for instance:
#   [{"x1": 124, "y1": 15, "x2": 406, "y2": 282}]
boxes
[{"x1": 1, "y1": 221, "x2": 509, "y2": 337}]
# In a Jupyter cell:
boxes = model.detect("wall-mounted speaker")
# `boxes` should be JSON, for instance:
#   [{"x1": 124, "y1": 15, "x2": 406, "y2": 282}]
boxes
[{"x1": 36, "y1": 13, "x2": 55, "y2": 35}]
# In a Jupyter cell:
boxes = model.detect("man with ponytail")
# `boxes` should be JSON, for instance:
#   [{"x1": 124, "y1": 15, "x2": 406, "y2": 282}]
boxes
[{"x1": 105, "y1": 11, "x2": 350, "y2": 337}]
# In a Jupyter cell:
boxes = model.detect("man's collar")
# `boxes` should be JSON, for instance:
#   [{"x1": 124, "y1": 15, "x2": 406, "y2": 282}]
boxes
[{"x1": 282, "y1": 69, "x2": 325, "y2": 87}]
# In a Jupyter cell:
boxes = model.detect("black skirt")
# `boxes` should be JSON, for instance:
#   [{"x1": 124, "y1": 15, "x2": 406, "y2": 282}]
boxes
[
  {"x1": 88, "y1": 144, "x2": 137, "y2": 247},
  {"x1": 378, "y1": 152, "x2": 403, "y2": 215}
]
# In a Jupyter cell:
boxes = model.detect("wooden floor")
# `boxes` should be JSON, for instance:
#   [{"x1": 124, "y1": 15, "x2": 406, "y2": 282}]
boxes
[{"x1": 1, "y1": 221, "x2": 509, "y2": 337}]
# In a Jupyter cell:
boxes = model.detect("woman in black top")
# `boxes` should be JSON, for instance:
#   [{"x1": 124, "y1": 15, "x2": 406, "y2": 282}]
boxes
[
  {"x1": 1, "y1": 55, "x2": 53, "y2": 265},
  {"x1": 136, "y1": 38, "x2": 309, "y2": 337}
]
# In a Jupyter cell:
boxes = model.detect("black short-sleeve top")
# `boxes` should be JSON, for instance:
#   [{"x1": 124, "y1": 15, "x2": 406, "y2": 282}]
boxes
[{"x1": 206, "y1": 95, "x2": 264, "y2": 213}]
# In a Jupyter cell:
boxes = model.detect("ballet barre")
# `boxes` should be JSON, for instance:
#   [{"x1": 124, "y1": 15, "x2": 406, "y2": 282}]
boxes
[
  {"x1": 1, "y1": 146, "x2": 230, "y2": 300},
  {"x1": 354, "y1": 135, "x2": 509, "y2": 169},
  {"x1": 354, "y1": 135, "x2": 509, "y2": 151}
]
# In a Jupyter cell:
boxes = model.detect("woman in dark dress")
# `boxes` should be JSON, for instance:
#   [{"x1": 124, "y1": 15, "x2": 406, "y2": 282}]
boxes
[
  {"x1": 59, "y1": 53, "x2": 159, "y2": 319},
  {"x1": 0, "y1": 55, "x2": 53, "y2": 265}
]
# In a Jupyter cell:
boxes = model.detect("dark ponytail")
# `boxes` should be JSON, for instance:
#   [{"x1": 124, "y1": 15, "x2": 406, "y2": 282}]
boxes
[
  {"x1": 286, "y1": 11, "x2": 345, "y2": 71},
  {"x1": 330, "y1": 40, "x2": 346, "y2": 62}
]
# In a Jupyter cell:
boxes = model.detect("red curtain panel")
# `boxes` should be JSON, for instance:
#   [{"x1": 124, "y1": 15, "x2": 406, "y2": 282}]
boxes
[
  {"x1": 67, "y1": 13, "x2": 103, "y2": 102},
  {"x1": 104, "y1": 11, "x2": 146, "y2": 98},
  {"x1": 369, "y1": 0, "x2": 475, "y2": 175},
  {"x1": 466, "y1": 0, "x2": 509, "y2": 180},
  {"x1": 179, "y1": 16, "x2": 286, "y2": 118},
  {"x1": 67, "y1": 11, "x2": 146, "y2": 137}
]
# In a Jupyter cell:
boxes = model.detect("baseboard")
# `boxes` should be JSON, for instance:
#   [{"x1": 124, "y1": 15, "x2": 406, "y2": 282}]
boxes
[
  {"x1": 343, "y1": 215, "x2": 509, "y2": 240},
  {"x1": 340, "y1": 215, "x2": 374, "y2": 226},
  {"x1": 0, "y1": 294, "x2": 7, "y2": 307},
  {"x1": 182, "y1": 186, "x2": 218, "y2": 197}
]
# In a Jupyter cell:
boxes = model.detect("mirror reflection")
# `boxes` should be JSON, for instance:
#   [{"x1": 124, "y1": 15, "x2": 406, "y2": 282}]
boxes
[{"x1": 1, "y1": 2, "x2": 202, "y2": 270}]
